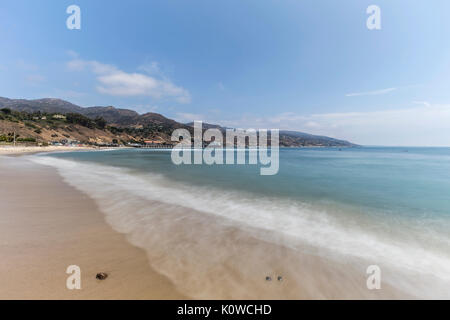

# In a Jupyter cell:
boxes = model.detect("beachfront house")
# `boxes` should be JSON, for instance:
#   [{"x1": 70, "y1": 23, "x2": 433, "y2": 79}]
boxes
[{"x1": 144, "y1": 140, "x2": 164, "y2": 146}]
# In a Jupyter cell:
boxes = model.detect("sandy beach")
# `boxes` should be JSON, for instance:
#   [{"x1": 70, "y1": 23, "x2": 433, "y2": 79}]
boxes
[
  {"x1": 0, "y1": 145, "x2": 102, "y2": 155},
  {"x1": 0, "y1": 154, "x2": 185, "y2": 299},
  {"x1": 0, "y1": 148, "x2": 414, "y2": 299}
]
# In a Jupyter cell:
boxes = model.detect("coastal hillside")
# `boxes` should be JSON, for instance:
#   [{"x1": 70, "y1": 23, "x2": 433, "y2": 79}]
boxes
[
  {"x1": 0, "y1": 110, "x2": 136, "y2": 146},
  {"x1": 187, "y1": 123, "x2": 357, "y2": 147},
  {"x1": 278, "y1": 131, "x2": 354, "y2": 147},
  {"x1": 0, "y1": 97, "x2": 356, "y2": 147},
  {"x1": 0, "y1": 97, "x2": 183, "y2": 129}
]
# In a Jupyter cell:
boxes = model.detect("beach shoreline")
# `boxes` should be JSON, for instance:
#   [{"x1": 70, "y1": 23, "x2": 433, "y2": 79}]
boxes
[
  {"x1": 0, "y1": 155, "x2": 186, "y2": 299},
  {"x1": 0, "y1": 150, "x2": 416, "y2": 299},
  {"x1": 0, "y1": 145, "x2": 119, "y2": 156}
]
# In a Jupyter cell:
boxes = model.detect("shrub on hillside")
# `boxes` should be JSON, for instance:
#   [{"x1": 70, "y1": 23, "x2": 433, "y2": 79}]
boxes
[
  {"x1": 17, "y1": 137, "x2": 36, "y2": 142},
  {"x1": 66, "y1": 113, "x2": 96, "y2": 128},
  {"x1": 94, "y1": 117, "x2": 107, "y2": 129}
]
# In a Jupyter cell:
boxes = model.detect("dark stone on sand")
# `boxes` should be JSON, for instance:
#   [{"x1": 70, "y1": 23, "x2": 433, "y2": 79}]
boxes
[
  {"x1": 277, "y1": 276, "x2": 283, "y2": 282},
  {"x1": 265, "y1": 276, "x2": 272, "y2": 281},
  {"x1": 96, "y1": 272, "x2": 108, "y2": 280}
]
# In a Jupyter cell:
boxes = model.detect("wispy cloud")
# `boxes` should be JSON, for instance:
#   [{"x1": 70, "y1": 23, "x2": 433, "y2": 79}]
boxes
[
  {"x1": 25, "y1": 74, "x2": 46, "y2": 85},
  {"x1": 174, "y1": 112, "x2": 206, "y2": 123},
  {"x1": 412, "y1": 100, "x2": 431, "y2": 108},
  {"x1": 16, "y1": 59, "x2": 39, "y2": 72},
  {"x1": 138, "y1": 61, "x2": 161, "y2": 76},
  {"x1": 66, "y1": 50, "x2": 79, "y2": 59},
  {"x1": 67, "y1": 57, "x2": 191, "y2": 104},
  {"x1": 346, "y1": 87, "x2": 396, "y2": 97}
]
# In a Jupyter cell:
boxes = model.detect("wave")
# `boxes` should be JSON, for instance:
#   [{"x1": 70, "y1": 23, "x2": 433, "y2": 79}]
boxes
[{"x1": 29, "y1": 155, "x2": 450, "y2": 298}]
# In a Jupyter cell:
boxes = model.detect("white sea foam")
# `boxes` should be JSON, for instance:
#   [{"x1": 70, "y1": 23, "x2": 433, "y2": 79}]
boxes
[{"x1": 30, "y1": 155, "x2": 450, "y2": 298}]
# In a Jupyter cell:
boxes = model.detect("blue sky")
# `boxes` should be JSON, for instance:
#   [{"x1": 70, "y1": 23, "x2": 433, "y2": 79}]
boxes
[{"x1": 1, "y1": 0, "x2": 450, "y2": 145}]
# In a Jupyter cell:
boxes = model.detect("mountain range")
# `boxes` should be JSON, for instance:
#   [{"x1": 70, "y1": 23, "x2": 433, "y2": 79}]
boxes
[{"x1": 0, "y1": 97, "x2": 356, "y2": 147}]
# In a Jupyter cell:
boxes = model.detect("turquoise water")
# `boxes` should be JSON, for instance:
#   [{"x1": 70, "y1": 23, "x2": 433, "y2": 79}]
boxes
[
  {"x1": 32, "y1": 147, "x2": 450, "y2": 297},
  {"x1": 48, "y1": 147, "x2": 450, "y2": 219}
]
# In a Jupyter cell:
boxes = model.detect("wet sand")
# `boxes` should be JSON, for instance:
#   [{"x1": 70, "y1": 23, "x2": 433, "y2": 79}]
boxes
[
  {"x1": 0, "y1": 154, "x2": 411, "y2": 299},
  {"x1": 0, "y1": 155, "x2": 186, "y2": 299}
]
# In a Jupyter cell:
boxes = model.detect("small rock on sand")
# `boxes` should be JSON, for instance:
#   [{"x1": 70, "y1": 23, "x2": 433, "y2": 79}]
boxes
[{"x1": 96, "y1": 272, "x2": 108, "y2": 280}]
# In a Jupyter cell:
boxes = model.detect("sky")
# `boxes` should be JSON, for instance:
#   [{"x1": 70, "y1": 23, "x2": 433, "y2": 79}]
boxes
[{"x1": 1, "y1": 0, "x2": 450, "y2": 146}]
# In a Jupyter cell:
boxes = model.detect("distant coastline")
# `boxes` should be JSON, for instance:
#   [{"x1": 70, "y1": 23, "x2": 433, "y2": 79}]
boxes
[{"x1": 0, "y1": 96, "x2": 356, "y2": 148}]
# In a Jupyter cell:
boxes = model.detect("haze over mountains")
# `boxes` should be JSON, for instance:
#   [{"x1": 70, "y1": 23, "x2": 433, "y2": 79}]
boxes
[{"x1": 0, "y1": 97, "x2": 356, "y2": 147}]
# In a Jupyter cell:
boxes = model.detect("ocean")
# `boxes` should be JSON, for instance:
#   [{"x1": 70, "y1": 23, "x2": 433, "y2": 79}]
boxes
[{"x1": 30, "y1": 147, "x2": 450, "y2": 298}]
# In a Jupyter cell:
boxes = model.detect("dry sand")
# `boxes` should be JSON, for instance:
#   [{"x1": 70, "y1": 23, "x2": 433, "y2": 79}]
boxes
[
  {"x1": 0, "y1": 155, "x2": 185, "y2": 299},
  {"x1": 0, "y1": 145, "x2": 94, "y2": 155}
]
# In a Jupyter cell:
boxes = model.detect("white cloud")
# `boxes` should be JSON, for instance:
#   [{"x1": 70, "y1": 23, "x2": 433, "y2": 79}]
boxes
[
  {"x1": 304, "y1": 121, "x2": 321, "y2": 129},
  {"x1": 138, "y1": 61, "x2": 161, "y2": 75},
  {"x1": 66, "y1": 50, "x2": 79, "y2": 59},
  {"x1": 412, "y1": 100, "x2": 431, "y2": 108},
  {"x1": 67, "y1": 58, "x2": 191, "y2": 103},
  {"x1": 302, "y1": 105, "x2": 450, "y2": 146},
  {"x1": 346, "y1": 87, "x2": 396, "y2": 97}
]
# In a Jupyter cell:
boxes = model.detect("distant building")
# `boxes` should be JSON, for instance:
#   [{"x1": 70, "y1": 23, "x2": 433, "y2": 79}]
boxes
[
  {"x1": 52, "y1": 114, "x2": 66, "y2": 120},
  {"x1": 69, "y1": 140, "x2": 80, "y2": 145},
  {"x1": 144, "y1": 140, "x2": 164, "y2": 145},
  {"x1": 142, "y1": 140, "x2": 173, "y2": 148}
]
